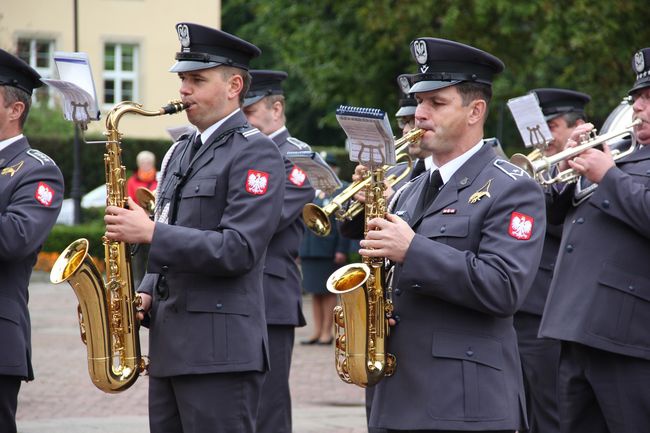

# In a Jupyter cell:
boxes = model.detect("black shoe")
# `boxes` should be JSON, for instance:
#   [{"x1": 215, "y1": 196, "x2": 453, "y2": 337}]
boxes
[
  {"x1": 300, "y1": 337, "x2": 319, "y2": 345},
  {"x1": 317, "y1": 338, "x2": 334, "y2": 345}
]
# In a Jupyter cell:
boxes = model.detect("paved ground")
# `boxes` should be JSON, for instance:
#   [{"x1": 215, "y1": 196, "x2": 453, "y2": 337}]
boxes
[{"x1": 16, "y1": 271, "x2": 368, "y2": 433}]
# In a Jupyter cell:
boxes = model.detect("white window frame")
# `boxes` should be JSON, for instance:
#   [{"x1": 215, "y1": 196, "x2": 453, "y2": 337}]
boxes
[
  {"x1": 16, "y1": 38, "x2": 55, "y2": 108},
  {"x1": 103, "y1": 43, "x2": 139, "y2": 107}
]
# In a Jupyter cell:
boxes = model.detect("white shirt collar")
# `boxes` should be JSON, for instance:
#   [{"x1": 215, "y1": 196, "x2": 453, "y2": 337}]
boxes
[
  {"x1": 199, "y1": 108, "x2": 241, "y2": 142},
  {"x1": 0, "y1": 134, "x2": 24, "y2": 153},
  {"x1": 268, "y1": 125, "x2": 287, "y2": 139},
  {"x1": 435, "y1": 138, "x2": 484, "y2": 184}
]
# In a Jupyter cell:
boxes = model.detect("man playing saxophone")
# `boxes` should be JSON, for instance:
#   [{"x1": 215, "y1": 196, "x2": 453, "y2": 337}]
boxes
[
  {"x1": 358, "y1": 38, "x2": 546, "y2": 432},
  {"x1": 104, "y1": 23, "x2": 285, "y2": 433},
  {"x1": 538, "y1": 48, "x2": 650, "y2": 433}
]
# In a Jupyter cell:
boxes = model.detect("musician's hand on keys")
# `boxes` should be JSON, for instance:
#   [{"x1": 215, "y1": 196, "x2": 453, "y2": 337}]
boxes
[
  {"x1": 359, "y1": 213, "x2": 414, "y2": 264},
  {"x1": 105, "y1": 197, "x2": 155, "y2": 244},
  {"x1": 352, "y1": 164, "x2": 369, "y2": 203},
  {"x1": 568, "y1": 143, "x2": 615, "y2": 183},
  {"x1": 557, "y1": 122, "x2": 595, "y2": 172}
]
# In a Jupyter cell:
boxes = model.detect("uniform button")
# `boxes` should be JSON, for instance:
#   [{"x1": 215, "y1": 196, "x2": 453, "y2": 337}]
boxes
[
  {"x1": 576, "y1": 217, "x2": 585, "y2": 224},
  {"x1": 394, "y1": 288, "x2": 402, "y2": 296},
  {"x1": 602, "y1": 200, "x2": 610, "y2": 209},
  {"x1": 629, "y1": 285, "x2": 635, "y2": 292},
  {"x1": 216, "y1": 303, "x2": 223, "y2": 309},
  {"x1": 195, "y1": 185, "x2": 200, "y2": 192},
  {"x1": 566, "y1": 244, "x2": 574, "y2": 253},
  {"x1": 466, "y1": 349, "x2": 474, "y2": 357},
  {"x1": 162, "y1": 265, "x2": 169, "y2": 272},
  {"x1": 393, "y1": 315, "x2": 401, "y2": 323},
  {"x1": 411, "y1": 284, "x2": 421, "y2": 289},
  {"x1": 440, "y1": 225, "x2": 446, "y2": 233}
]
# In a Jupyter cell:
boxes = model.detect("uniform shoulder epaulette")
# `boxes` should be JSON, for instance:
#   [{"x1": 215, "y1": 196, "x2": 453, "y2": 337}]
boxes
[
  {"x1": 241, "y1": 126, "x2": 261, "y2": 139},
  {"x1": 286, "y1": 136, "x2": 312, "y2": 151},
  {"x1": 26, "y1": 149, "x2": 56, "y2": 165},
  {"x1": 493, "y1": 159, "x2": 530, "y2": 180}
]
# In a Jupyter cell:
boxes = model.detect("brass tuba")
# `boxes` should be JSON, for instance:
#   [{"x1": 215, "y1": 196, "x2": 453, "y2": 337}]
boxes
[
  {"x1": 50, "y1": 100, "x2": 186, "y2": 393},
  {"x1": 303, "y1": 128, "x2": 424, "y2": 236},
  {"x1": 327, "y1": 164, "x2": 396, "y2": 387}
]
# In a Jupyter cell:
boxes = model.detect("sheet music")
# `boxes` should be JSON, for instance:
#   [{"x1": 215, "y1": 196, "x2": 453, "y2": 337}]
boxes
[
  {"x1": 286, "y1": 151, "x2": 342, "y2": 195},
  {"x1": 40, "y1": 51, "x2": 100, "y2": 127},
  {"x1": 335, "y1": 105, "x2": 396, "y2": 166},
  {"x1": 507, "y1": 93, "x2": 553, "y2": 149}
]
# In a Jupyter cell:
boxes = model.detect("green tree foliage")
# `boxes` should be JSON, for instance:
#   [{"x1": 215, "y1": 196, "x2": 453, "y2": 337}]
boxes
[{"x1": 223, "y1": 0, "x2": 650, "y2": 154}]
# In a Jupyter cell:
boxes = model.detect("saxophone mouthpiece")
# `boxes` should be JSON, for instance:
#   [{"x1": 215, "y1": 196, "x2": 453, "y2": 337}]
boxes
[{"x1": 162, "y1": 100, "x2": 187, "y2": 115}]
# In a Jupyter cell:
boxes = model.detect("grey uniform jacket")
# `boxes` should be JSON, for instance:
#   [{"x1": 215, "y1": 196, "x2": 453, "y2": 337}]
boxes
[
  {"x1": 539, "y1": 144, "x2": 650, "y2": 360},
  {"x1": 139, "y1": 111, "x2": 285, "y2": 377},
  {"x1": 263, "y1": 129, "x2": 314, "y2": 326},
  {"x1": 0, "y1": 137, "x2": 63, "y2": 379},
  {"x1": 370, "y1": 142, "x2": 546, "y2": 431}
]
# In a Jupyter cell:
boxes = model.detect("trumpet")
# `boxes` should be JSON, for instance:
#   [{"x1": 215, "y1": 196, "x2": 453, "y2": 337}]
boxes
[
  {"x1": 303, "y1": 128, "x2": 424, "y2": 236},
  {"x1": 510, "y1": 119, "x2": 641, "y2": 185}
]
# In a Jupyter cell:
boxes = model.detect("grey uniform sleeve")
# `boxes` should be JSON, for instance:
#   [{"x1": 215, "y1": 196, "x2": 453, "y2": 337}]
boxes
[
  {"x1": 590, "y1": 166, "x2": 650, "y2": 239},
  {"x1": 0, "y1": 163, "x2": 64, "y2": 260}
]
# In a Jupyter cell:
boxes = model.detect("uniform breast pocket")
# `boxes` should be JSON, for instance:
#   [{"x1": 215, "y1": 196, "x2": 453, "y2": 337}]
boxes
[
  {"x1": 419, "y1": 215, "x2": 470, "y2": 247},
  {"x1": 180, "y1": 176, "x2": 220, "y2": 228},
  {"x1": 427, "y1": 330, "x2": 507, "y2": 421}
]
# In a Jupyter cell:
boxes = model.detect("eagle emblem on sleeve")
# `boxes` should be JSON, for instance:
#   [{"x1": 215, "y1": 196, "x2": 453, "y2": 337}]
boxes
[
  {"x1": 35, "y1": 182, "x2": 54, "y2": 206},
  {"x1": 246, "y1": 169, "x2": 269, "y2": 195},
  {"x1": 508, "y1": 211, "x2": 533, "y2": 240}
]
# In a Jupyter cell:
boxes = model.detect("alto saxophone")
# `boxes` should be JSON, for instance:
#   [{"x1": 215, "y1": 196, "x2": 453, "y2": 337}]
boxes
[
  {"x1": 327, "y1": 166, "x2": 396, "y2": 387},
  {"x1": 50, "y1": 100, "x2": 186, "y2": 393}
]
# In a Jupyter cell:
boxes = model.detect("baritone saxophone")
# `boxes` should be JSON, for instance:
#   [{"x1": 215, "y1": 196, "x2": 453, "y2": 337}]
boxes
[{"x1": 49, "y1": 100, "x2": 186, "y2": 393}]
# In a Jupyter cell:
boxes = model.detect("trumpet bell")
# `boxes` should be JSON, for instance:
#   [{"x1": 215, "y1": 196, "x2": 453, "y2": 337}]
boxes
[{"x1": 303, "y1": 203, "x2": 332, "y2": 237}]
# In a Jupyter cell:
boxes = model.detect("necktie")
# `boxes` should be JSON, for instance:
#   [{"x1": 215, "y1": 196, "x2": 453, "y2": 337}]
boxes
[
  {"x1": 410, "y1": 158, "x2": 426, "y2": 180},
  {"x1": 189, "y1": 134, "x2": 202, "y2": 160},
  {"x1": 414, "y1": 169, "x2": 443, "y2": 221}
]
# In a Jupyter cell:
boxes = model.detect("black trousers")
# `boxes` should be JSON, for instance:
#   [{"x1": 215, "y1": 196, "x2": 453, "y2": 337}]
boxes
[
  {"x1": 148, "y1": 371, "x2": 265, "y2": 433},
  {"x1": 514, "y1": 312, "x2": 561, "y2": 433},
  {"x1": 256, "y1": 325, "x2": 295, "y2": 433},
  {"x1": 558, "y1": 341, "x2": 650, "y2": 433},
  {"x1": 0, "y1": 375, "x2": 20, "y2": 433}
]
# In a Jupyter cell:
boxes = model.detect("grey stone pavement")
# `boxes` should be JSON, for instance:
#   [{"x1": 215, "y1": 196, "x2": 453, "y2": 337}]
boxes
[{"x1": 16, "y1": 271, "x2": 368, "y2": 433}]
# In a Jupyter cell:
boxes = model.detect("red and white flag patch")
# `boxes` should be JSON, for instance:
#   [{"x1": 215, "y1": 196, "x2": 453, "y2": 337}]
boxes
[
  {"x1": 288, "y1": 165, "x2": 306, "y2": 186},
  {"x1": 35, "y1": 182, "x2": 54, "y2": 206},
  {"x1": 508, "y1": 211, "x2": 534, "y2": 240},
  {"x1": 245, "y1": 169, "x2": 269, "y2": 195}
]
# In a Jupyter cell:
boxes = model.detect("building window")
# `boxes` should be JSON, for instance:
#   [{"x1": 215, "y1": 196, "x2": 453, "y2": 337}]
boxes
[
  {"x1": 16, "y1": 38, "x2": 55, "y2": 106},
  {"x1": 103, "y1": 43, "x2": 138, "y2": 105}
]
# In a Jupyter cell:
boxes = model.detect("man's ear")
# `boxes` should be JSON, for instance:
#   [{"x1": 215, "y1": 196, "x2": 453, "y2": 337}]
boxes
[
  {"x1": 228, "y1": 74, "x2": 244, "y2": 100},
  {"x1": 272, "y1": 100, "x2": 283, "y2": 119},
  {"x1": 467, "y1": 99, "x2": 487, "y2": 125},
  {"x1": 8, "y1": 100, "x2": 26, "y2": 123}
]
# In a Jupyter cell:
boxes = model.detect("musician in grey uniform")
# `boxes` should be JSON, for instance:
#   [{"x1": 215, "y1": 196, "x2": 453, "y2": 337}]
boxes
[
  {"x1": 242, "y1": 69, "x2": 315, "y2": 433},
  {"x1": 538, "y1": 48, "x2": 650, "y2": 433},
  {"x1": 0, "y1": 49, "x2": 64, "y2": 433},
  {"x1": 104, "y1": 23, "x2": 285, "y2": 433},
  {"x1": 358, "y1": 38, "x2": 546, "y2": 433},
  {"x1": 514, "y1": 88, "x2": 590, "y2": 433}
]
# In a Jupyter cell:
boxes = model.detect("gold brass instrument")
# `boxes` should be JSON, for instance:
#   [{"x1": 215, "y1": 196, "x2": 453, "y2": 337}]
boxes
[
  {"x1": 50, "y1": 100, "x2": 186, "y2": 393},
  {"x1": 510, "y1": 119, "x2": 641, "y2": 185},
  {"x1": 135, "y1": 186, "x2": 156, "y2": 215},
  {"x1": 303, "y1": 128, "x2": 424, "y2": 236},
  {"x1": 327, "y1": 164, "x2": 396, "y2": 387}
]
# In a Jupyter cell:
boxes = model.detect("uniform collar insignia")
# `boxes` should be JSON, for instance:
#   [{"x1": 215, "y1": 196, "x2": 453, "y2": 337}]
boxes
[
  {"x1": 1, "y1": 160, "x2": 24, "y2": 177},
  {"x1": 468, "y1": 178, "x2": 492, "y2": 204}
]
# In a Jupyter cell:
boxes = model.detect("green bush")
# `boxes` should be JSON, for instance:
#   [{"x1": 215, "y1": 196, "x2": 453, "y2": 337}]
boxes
[{"x1": 44, "y1": 222, "x2": 106, "y2": 259}]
